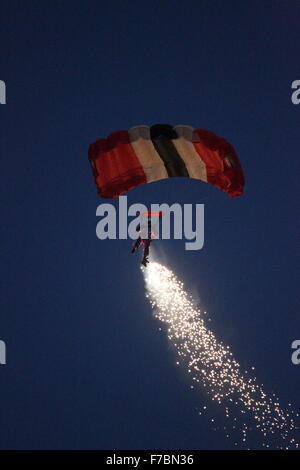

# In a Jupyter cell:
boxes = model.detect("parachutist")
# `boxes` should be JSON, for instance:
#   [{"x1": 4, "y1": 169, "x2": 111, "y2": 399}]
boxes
[
  {"x1": 131, "y1": 233, "x2": 152, "y2": 264},
  {"x1": 130, "y1": 213, "x2": 159, "y2": 265}
]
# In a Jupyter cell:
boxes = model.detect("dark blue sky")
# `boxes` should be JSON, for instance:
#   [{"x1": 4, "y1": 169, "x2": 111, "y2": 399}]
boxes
[{"x1": 0, "y1": 0, "x2": 299, "y2": 449}]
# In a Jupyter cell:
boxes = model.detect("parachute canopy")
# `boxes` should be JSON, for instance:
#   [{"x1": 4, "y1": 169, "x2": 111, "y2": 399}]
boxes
[{"x1": 88, "y1": 124, "x2": 244, "y2": 198}]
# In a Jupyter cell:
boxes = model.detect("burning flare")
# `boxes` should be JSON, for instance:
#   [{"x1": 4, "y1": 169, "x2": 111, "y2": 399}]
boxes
[{"x1": 143, "y1": 262, "x2": 298, "y2": 449}]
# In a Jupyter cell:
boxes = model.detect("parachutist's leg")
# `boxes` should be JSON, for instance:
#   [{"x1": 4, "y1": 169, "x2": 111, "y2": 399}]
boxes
[
  {"x1": 143, "y1": 239, "x2": 151, "y2": 258},
  {"x1": 141, "y1": 239, "x2": 151, "y2": 266}
]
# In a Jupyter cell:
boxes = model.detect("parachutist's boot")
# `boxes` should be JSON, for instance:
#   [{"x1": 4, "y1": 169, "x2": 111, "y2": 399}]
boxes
[{"x1": 141, "y1": 257, "x2": 149, "y2": 267}]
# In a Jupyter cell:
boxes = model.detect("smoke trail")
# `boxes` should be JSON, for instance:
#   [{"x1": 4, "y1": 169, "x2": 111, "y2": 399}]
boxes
[{"x1": 142, "y1": 262, "x2": 298, "y2": 449}]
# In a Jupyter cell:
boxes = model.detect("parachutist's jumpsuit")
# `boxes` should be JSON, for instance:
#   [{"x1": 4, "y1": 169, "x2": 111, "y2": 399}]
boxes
[{"x1": 131, "y1": 220, "x2": 152, "y2": 261}]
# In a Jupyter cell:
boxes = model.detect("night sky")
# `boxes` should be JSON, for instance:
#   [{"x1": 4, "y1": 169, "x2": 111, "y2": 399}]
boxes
[{"x1": 0, "y1": 0, "x2": 299, "y2": 449}]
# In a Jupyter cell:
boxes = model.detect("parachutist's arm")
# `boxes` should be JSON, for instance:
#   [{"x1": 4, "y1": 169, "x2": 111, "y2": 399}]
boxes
[{"x1": 131, "y1": 237, "x2": 142, "y2": 254}]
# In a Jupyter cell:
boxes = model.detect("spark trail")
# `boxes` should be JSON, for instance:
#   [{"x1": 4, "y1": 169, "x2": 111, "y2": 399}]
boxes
[{"x1": 142, "y1": 262, "x2": 298, "y2": 449}]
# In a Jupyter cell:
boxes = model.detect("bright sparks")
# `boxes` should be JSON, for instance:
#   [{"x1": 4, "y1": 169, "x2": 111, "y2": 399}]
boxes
[{"x1": 143, "y1": 262, "x2": 298, "y2": 449}]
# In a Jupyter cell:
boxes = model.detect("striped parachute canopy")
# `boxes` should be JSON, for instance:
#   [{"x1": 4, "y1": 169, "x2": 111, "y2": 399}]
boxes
[{"x1": 88, "y1": 124, "x2": 244, "y2": 198}]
